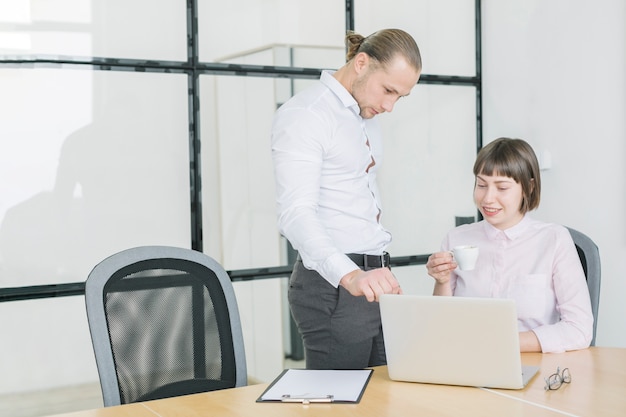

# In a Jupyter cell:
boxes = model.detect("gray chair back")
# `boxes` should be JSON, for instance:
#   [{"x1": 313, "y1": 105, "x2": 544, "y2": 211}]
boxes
[
  {"x1": 567, "y1": 227, "x2": 601, "y2": 346},
  {"x1": 85, "y1": 246, "x2": 247, "y2": 406}
]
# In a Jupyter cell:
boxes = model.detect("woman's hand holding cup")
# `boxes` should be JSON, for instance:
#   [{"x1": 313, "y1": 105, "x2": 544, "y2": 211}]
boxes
[
  {"x1": 426, "y1": 251, "x2": 457, "y2": 284},
  {"x1": 427, "y1": 245, "x2": 479, "y2": 285}
]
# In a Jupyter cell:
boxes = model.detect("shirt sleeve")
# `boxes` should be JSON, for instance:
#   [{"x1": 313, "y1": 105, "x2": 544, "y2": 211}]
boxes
[
  {"x1": 271, "y1": 107, "x2": 359, "y2": 287},
  {"x1": 531, "y1": 226, "x2": 594, "y2": 353}
]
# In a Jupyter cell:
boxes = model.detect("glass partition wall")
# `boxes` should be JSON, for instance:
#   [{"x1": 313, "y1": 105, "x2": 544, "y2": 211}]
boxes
[{"x1": 0, "y1": 1, "x2": 481, "y2": 415}]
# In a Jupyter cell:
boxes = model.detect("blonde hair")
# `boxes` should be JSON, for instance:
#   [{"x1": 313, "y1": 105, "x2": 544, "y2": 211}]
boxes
[{"x1": 345, "y1": 29, "x2": 422, "y2": 72}]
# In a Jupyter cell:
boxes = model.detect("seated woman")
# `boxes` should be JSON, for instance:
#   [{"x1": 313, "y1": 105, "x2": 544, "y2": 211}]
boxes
[{"x1": 426, "y1": 137, "x2": 593, "y2": 353}]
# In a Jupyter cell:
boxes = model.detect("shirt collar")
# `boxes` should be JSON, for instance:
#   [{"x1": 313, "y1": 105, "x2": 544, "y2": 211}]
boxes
[
  {"x1": 320, "y1": 70, "x2": 361, "y2": 117},
  {"x1": 482, "y1": 214, "x2": 532, "y2": 240}
]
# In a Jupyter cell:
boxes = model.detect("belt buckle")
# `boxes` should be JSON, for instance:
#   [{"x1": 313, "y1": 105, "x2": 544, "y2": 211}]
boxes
[
  {"x1": 382, "y1": 251, "x2": 389, "y2": 267},
  {"x1": 363, "y1": 252, "x2": 389, "y2": 269}
]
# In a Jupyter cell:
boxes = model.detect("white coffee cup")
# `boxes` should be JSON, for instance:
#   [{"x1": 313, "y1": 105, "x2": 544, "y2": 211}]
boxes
[{"x1": 451, "y1": 245, "x2": 479, "y2": 271}]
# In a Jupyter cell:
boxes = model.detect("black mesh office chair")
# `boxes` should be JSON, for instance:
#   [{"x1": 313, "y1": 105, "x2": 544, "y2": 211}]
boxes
[
  {"x1": 85, "y1": 246, "x2": 247, "y2": 406},
  {"x1": 567, "y1": 227, "x2": 601, "y2": 346}
]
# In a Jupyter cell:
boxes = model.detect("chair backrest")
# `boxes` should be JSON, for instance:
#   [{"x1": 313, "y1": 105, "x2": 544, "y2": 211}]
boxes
[
  {"x1": 85, "y1": 246, "x2": 247, "y2": 406},
  {"x1": 566, "y1": 227, "x2": 601, "y2": 346}
]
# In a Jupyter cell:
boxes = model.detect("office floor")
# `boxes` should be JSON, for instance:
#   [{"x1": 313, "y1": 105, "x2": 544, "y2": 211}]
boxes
[
  {"x1": 0, "y1": 358, "x2": 305, "y2": 417},
  {"x1": 0, "y1": 382, "x2": 103, "y2": 417}
]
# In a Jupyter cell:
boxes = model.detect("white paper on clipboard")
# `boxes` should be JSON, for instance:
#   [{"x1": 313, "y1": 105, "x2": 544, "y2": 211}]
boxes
[{"x1": 257, "y1": 369, "x2": 373, "y2": 403}]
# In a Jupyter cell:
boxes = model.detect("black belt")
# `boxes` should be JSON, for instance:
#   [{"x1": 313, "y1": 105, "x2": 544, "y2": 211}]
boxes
[{"x1": 347, "y1": 252, "x2": 391, "y2": 269}]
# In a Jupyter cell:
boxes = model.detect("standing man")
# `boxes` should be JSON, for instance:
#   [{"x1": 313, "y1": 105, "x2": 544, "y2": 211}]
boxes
[{"x1": 271, "y1": 29, "x2": 422, "y2": 369}]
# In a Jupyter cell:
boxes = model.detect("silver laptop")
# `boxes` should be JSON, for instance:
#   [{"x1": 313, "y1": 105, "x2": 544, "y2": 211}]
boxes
[{"x1": 379, "y1": 294, "x2": 539, "y2": 389}]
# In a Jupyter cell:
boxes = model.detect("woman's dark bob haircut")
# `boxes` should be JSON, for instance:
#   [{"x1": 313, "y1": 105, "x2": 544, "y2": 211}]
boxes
[{"x1": 473, "y1": 137, "x2": 541, "y2": 214}]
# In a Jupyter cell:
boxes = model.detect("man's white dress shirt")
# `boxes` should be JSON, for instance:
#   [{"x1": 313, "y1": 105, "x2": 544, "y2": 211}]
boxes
[{"x1": 272, "y1": 71, "x2": 392, "y2": 287}]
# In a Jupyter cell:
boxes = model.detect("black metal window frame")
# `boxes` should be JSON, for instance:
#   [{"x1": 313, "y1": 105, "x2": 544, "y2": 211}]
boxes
[{"x1": 0, "y1": 0, "x2": 482, "y2": 303}]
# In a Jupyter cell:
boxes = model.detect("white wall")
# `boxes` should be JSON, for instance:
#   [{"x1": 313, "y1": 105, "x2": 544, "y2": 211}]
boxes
[{"x1": 482, "y1": 0, "x2": 626, "y2": 347}]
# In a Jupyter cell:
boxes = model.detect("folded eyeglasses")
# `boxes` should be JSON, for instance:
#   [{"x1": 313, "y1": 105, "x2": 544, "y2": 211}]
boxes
[{"x1": 544, "y1": 366, "x2": 571, "y2": 391}]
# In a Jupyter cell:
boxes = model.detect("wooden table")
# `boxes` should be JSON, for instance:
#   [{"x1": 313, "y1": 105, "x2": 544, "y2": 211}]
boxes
[
  {"x1": 49, "y1": 347, "x2": 626, "y2": 417},
  {"x1": 487, "y1": 347, "x2": 626, "y2": 417}
]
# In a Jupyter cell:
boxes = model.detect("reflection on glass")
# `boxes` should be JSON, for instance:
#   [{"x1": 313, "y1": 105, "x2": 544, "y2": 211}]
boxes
[
  {"x1": 0, "y1": 69, "x2": 190, "y2": 287},
  {"x1": 0, "y1": 1, "x2": 186, "y2": 60},
  {"x1": 198, "y1": 0, "x2": 345, "y2": 65},
  {"x1": 214, "y1": 44, "x2": 344, "y2": 71},
  {"x1": 200, "y1": 74, "x2": 280, "y2": 271}
]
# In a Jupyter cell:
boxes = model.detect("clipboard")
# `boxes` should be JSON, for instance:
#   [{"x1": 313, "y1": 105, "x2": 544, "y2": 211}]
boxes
[{"x1": 256, "y1": 368, "x2": 373, "y2": 404}]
